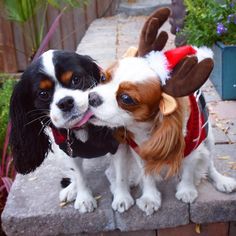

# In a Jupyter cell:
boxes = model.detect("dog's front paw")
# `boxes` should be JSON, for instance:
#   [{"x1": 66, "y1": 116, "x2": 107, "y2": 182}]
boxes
[
  {"x1": 136, "y1": 191, "x2": 161, "y2": 215},
  {"x1": 74, "y1": 190, "x2": 97, "y2": 213},
  {"x1": 112, "y1": 191, "x2": 134, "y2": 213},
  {"x1": 214, "y1": 176, "x2": 236, "y2": 193},
  {"x1": 59, "y1": 182, "x2": 77, "y2": 202},
  {"x1": 175, "y1": 185, "x2": 198, "y2": 203}
]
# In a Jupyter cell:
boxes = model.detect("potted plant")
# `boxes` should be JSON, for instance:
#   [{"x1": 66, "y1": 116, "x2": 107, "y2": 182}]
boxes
[{"x1": 180, "y1": 0, "x2": 236, "y2": 100}]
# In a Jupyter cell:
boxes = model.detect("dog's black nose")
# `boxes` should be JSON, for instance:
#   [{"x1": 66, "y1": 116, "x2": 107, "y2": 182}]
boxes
[
  {"x1": 89, "y1": 92, "x2": 103, "y2": 107},
  {"x1": 57, "y1": 96, "x2": 74, "y2": 112}
]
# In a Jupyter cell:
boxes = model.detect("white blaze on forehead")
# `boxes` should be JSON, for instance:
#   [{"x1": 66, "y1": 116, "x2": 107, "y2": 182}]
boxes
[
  {"x1": 114, "y1": 57, "x2": 157, "y2": 84},
  {"x1": 41, "y1": 50, "x2": 56, "y2": 80}
]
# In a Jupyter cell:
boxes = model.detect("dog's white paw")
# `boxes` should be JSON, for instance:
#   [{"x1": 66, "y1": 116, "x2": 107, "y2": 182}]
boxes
[
  {"x1": 112, "y1": 191, "x2": 134, "y2": 213},
  {"x1": 59, "y1": 182, "x2": 77, "y2": 202},
  {"x1": 175, "y1": 186, "x2": 198, "y2": 203},
  {"x1": 74, "y1": 190, "x2": 97, "y2": 213},
  {"x1": 136, "y1": 191, "x2": 161, "y2": 215},
  {"x1": 214, "y1": 176, "x2": 236, "y2": 193}
]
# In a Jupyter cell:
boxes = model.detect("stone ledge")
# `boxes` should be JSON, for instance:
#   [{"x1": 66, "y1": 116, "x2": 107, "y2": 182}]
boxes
[
  {"x1": 1, "y1": 147, "x2": 189, "y2": 236},
  {"x1": 118, "y1": 0, "x2": 171, "y2": 16},
  {"x1": 190, "y1": 144, "x2": 236, "y2": 224}
]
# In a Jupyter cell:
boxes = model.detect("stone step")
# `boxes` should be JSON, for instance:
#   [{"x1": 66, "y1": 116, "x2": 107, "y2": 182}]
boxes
[{"x1": 118, "y1": 0, "x2": 171, "y2": 16}]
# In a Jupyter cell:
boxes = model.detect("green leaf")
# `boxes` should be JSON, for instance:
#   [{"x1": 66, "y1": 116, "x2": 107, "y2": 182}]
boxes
[{"x1": 4, "y1": 0, "x2": 39, "y2": 22}]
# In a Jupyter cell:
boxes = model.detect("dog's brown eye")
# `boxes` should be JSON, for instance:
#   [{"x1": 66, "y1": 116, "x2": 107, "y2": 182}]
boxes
[
  {"x1": 120, "y1": 94, "x2": 136, "y2": 105},
  {"x1": 39, "y1": 91, "x2": 50, "y2": 101}
]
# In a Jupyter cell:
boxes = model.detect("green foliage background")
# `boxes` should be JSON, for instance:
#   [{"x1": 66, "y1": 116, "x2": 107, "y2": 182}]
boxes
[
  {"x1": 181, "y1": 0, "x2": 236, "y2": 46},
  {"x1": 3, "y1": 0, "x2": 88, "y2": 55},
  {"x1": 0, "y1": 77, "x2": 16, "y2": 149}
]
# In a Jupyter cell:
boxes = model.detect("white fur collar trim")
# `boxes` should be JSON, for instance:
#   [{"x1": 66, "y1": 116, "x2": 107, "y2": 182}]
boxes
[
  {"x1": 193, "y1": 46, "x2": 214, "y2": 62},
  {"x1": 145, "y1": 51, "x2": 170, "y2": 85}
]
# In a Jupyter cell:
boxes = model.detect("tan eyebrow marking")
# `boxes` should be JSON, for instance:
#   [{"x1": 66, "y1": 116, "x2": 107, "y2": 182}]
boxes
[
  {"x1": 39, "y1": 80, "x2": 53, "y2": 89},
  {"x1": 61, "y1": 71, "x2": 73, "y2": 84}
]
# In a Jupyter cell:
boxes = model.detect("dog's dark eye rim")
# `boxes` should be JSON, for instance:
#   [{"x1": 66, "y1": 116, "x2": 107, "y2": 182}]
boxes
[
  {"x1": 100, "y1": 74, "x2": 106, "y2": 82},
  {"x1": 71, "y1": 75, "x2": 80, "y2": 85},
  {"x1": 119, "y1": 93, "x2": 137, "y2": 105},
  {"x1": 38, "y1": 90, "x2": 51, "y2": 101}
]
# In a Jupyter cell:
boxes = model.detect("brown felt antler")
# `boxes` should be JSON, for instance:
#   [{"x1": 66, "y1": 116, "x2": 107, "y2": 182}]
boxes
[
  {"x1": 136, "y1": 8, "x2": 214, "y2": 97},
  {"x1": 163, "y1": 56, "x2": 214, "y2": 97},
  {"x1": 138, "y1": 8, "x2": 170, "y2": 57}
]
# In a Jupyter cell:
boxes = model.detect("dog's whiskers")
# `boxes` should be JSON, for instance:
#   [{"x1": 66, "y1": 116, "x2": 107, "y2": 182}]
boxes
[
  {"x1": 25, "y1": 114, "x2": 49, "y2": 126},
  {"x1": 38, "y1": 119, "x2": 52, "y2": 136},
  {"x1": 26, "y1": 109, "x2": 50, "y2": 115},
  {"x1": 88, "y1": 81, "x2": 97, "y2": 89}
]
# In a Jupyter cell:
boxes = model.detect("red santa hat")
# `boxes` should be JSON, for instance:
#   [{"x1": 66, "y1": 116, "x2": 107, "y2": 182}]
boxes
[{"x1": 145, "y1": 45, "x2": 213, "y2": 85}]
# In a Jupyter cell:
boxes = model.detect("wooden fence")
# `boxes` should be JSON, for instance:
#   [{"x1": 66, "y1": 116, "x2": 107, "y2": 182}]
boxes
[{"x1": 0, "y1": 0, "x2": 119, "y2": 73}]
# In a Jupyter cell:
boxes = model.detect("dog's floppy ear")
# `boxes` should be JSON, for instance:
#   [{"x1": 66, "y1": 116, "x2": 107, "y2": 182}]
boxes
[
  {"x1": 139, "y1": 98, "x2": 185, "y2": 177},
  {"x1": 10, "y1": 77, "x2": 50, "y2": 174},
  {"x1": 159, "y1": 92, "x2": 177, "y2": 115}
]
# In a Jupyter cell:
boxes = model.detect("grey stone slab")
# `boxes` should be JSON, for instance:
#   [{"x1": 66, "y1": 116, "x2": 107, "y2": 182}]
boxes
[
  {"x1": 76, "y1": 230, "x2": 156, "y2": 236},
  {"x1": 212, "y1": 144, "x2": 236, "y2": 179},
  {"x1": 190, "y1": 144, "x2": 236, "y2": 223},
  {"x1": 2, "y1": 152, "x2": 115, "y2": 236},
  {"x1": 190, "y1": 182, "x2": 236, "y2": 224},
  {"x1": 103, "y1": 230, "x2": 156, "y2": 236},
  {"x1": 226, "y1": 119, "x2": 236, "y2": 143},
  {"x1": 190, "y1": 144, "x2": 236, "y2": 224},
  {"x1": 118, "y1": 0, "x2": 171, "y2": 16},
  {"x1": 211, "y1": 126, "x2": 230, "y2": 144},
  {"x1": 80, "y1": 32, "x2": 116, "y2": 44},
  {"x1": 202, "y1": 80, "x2": 221, "y2": 103},
  {"x1": 115, "y1": 178, "x2": 189, "y2": 231}
]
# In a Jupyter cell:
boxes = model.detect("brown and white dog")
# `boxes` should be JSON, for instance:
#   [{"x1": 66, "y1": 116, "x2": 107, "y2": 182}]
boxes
[{"x1": 87, "y1": 9, "x2": 236, "y2": 215}]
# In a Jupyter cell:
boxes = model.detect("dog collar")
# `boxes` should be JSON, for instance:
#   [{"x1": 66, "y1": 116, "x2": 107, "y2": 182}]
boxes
[
  {"x1": 51, "y1": 128, "x2": 67, "y2": 144},
  {"x1": 127, "y1": 91, "x2": 209, "y2": 158}
]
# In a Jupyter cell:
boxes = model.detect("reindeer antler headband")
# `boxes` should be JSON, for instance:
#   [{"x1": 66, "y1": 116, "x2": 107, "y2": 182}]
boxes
[{"x1": 136, "y1": 8, "x2": 214, "y2": 98}]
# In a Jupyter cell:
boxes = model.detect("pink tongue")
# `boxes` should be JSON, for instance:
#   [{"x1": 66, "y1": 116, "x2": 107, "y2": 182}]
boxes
[{"x1": 73, "y1": 110, "x2": 94, "y2": 129}]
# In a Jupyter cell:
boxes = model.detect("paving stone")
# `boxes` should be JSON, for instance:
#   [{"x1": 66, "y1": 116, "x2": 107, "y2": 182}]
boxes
[
  {"x1": 103, "y1": 230, "x2": 156, "y2": 236},
  {"x1": 211, "y1": 126, "x2": 230, "y2": 144},
  {"x1": 2, "y1": 150, "x2": 189, "y2": 235},
  {"x1": 190, "y1": 143, "x2": 236, "y2": 223},
  {"x1": 2, "y1": 149, "x2": 115, "y2": 236},
  {"x1": 79, "y1": 33, "x2": 117, "y2": 43},
  {"x1": 115, "y1": 178, "x2": 189, "y2": 231},
  {"x1": 158, "y1": 222, "x2": 229, "y2": 236},
  {"x1": 227, "y1": 120, "x2": 236, "y2": 143},
  {"x1": 202, "y1": 80, "x2": 221, "y2": 103},
  {"x1": 118, "y1": 0, "x2": 171, "y2": 16},
  {"x1": 210, "y1": 101, "x2": 236, "y2": 120},
  {"x1": 190, "y1": 181, "x2": 236, "y2": 224},
  {"x1": 77, "y1": 230, "x2": 156, "y2": 236},
  {"x1": 212, "y1": 144, "x2": 236, "y2": 179}
]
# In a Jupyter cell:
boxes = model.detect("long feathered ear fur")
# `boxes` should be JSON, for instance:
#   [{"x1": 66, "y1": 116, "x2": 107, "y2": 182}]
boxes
[
  {"x1": 139, "y1": 98, "x2": 185, "y2": 177},
  {"x1": 10, "y1": 78, "x2": 50, "y2": 174}
]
